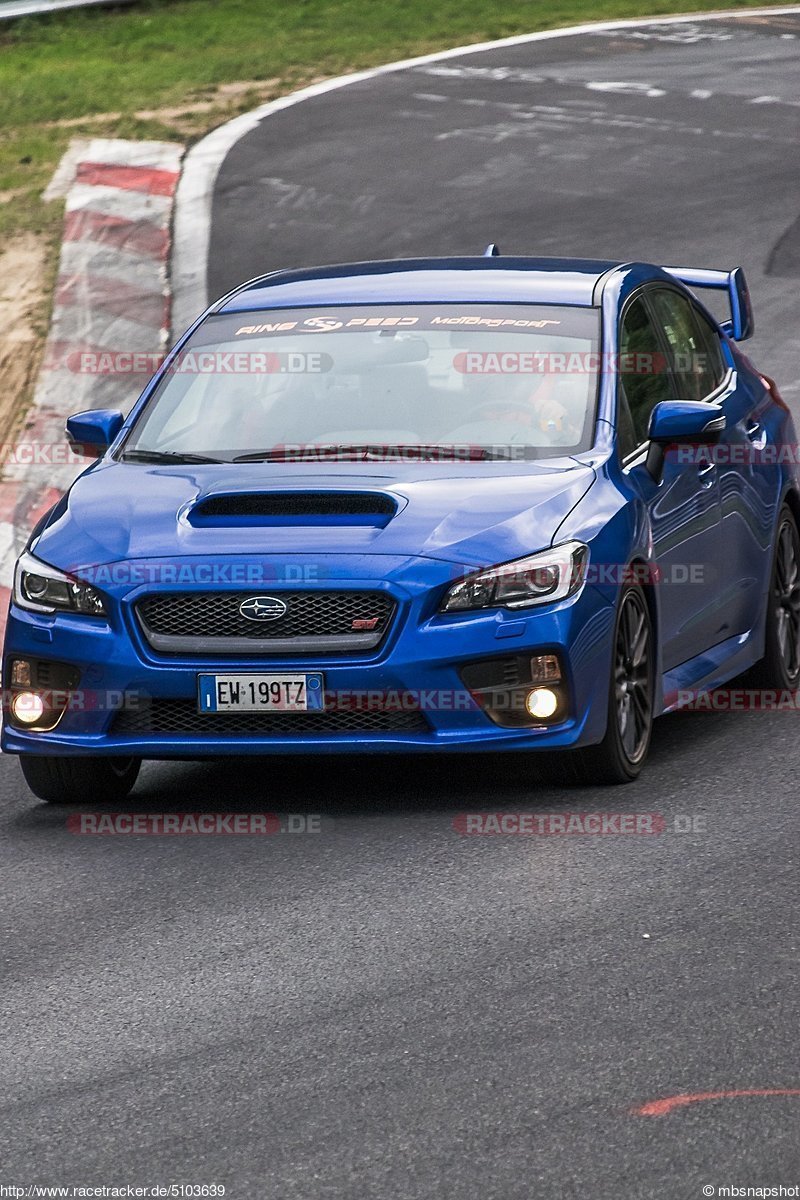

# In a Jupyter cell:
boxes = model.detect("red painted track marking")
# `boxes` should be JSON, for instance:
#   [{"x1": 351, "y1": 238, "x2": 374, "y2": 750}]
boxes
[
  {"x1": 55, "y1": 273, "x2": 169, "y2": 332},
  {"x1": 63, "y1": 209, "x2": 169, "y2": 259},
  {"x1": 75, "y1": 162, "x2": 179, "y2": 196},
  {"x1": 633, "y1": 1088, "x2": 800, "y2": 1116}
]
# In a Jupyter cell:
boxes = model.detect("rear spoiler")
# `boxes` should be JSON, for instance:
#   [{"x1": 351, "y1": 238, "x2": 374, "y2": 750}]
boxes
[{"x1": 662, "y1": 265, "x2": 754, "y2": 341}]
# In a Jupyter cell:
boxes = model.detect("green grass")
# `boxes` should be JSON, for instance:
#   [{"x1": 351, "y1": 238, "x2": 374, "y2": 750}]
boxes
[{"x1": 0, "y1": 0, "x2": 772, "y2": 243}]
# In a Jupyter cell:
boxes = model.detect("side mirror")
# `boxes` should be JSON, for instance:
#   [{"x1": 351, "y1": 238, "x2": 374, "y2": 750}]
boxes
[
  {"x1": 646, "y1": 400, "x2": 725, "y2": 481},
  {"x1": 65, "y1": 409, "x2": 124, "y2": 458}
]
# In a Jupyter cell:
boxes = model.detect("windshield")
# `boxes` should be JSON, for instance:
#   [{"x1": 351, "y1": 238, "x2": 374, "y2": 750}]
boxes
[{"x1": 123, "y1": 304, "x2": 601, "y2": 462}]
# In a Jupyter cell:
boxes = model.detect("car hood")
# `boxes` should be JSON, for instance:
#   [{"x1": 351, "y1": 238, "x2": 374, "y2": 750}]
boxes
[{"x1": 34, "y1": 459, "x2": 596, "y2": 573}]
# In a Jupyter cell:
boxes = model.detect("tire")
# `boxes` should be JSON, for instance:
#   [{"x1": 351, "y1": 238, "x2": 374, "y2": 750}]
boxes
[
  {"x1": 19, "y1": 755, "x2": 140, "y2": 805},
  {"x1": 572, "y1": 583, "x2": 655, "y2": 785},
  {"x1": 748, "y1": 504, "x2": 800, "y2": 691}
]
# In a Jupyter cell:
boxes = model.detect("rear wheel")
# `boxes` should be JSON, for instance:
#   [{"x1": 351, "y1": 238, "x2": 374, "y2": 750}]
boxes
[
  {"x1": 750, "y1": 504, "x2": 800, "y2": 690},
  {"x1": 573, "y1": 583, "x2": 654, "y2": 785},
  {"x1": 19, "y1": 756, "x2": 140, "y2": 805}
]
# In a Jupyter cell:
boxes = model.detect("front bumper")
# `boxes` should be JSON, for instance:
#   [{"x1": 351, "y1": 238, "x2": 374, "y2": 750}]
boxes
[{"x1": 2, "y1": 555, "x2": 616, "y2": 758}]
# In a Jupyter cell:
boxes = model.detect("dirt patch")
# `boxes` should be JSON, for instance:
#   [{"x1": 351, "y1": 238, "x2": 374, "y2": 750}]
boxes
[
  {"x1": 46, "y1": 78, "x2": 289, "y2": 131},
  {"x1": 0, "y1": 232, "x2": 50, "y2": 445}
]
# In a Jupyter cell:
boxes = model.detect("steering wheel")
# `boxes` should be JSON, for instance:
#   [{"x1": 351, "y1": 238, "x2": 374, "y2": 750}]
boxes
[{"x1": 460, "y1": 395, "x2": 583, "y2": 444}]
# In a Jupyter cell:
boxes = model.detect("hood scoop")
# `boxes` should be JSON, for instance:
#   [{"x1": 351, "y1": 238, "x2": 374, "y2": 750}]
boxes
[{"x1": 187, "y1": 490, "x2": 399, "y2": 528}]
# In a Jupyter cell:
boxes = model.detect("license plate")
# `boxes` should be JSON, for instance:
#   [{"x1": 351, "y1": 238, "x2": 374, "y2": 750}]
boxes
[{"x1": 197, "y1": 673, "x2": 324, "y2": 713}]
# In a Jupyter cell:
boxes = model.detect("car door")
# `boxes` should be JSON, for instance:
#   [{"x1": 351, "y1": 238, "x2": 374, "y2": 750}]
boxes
[
  {"x1": 618, "y1": 290, "x2": 725, "y2": 671},
  {"x1": 689, "y1": 299, "x2": 778, "y2": 639},
  {"x1": 648, "y1": 286, "x2": 774, "y2": 646}
]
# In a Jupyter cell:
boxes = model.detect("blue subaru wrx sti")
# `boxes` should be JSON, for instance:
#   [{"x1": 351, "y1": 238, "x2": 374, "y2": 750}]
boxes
[{"x1": 4, "y1": 252, "x2": 799, "y2": 802}]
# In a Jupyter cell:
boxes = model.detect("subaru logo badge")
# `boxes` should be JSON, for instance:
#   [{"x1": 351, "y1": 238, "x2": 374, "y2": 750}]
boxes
[{"x1": 239, "y1": 596, "x2": 287, "y2": 622}]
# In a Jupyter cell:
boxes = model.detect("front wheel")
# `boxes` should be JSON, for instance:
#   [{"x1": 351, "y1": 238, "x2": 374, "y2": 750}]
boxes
[
  {"x1": 749, "y1": 504, "x2": 800, "y2": 690},
  {"x1": 19, "y1": 756, "x2": 140, "y2": 804},
  {"x1": 574, "y1": 583, "x2": 654, "y2": 785}
]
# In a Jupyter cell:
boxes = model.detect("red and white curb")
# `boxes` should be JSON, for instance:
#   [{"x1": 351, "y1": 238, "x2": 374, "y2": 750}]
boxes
[{"x1": 0, "y1": 137, "x2": 183, "y2": 632}]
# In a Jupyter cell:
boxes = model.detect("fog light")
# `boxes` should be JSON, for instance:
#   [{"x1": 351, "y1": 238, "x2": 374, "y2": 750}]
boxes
[
  {"x1": 525, "y1": 687, "x2": 559, "y2": 720},
  {"x1": 11, "y1": 690, "x2": 45, "y2": 725}
]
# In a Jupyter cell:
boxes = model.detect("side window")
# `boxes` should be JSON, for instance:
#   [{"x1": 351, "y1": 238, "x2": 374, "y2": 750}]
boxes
[
  {"x1": 650, "y1": 288, "x2": 707, "y2": 402},
  {"x1": 692, "y1": 307, "x2": 727, "y2": 397},
  {"x1": 618, "y1": 296, "x2": 673, "y2": 447},
  {"x1": 616, "y1": 388, "x2": 638, "y2": 461}
]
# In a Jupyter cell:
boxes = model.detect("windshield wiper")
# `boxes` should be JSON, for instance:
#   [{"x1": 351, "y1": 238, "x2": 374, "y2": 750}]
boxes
[
  {"x1": 120, "y1": 449, "x2": 224, "y2": 465},
  {"x1": 233, "y1": 444, "x2": 510, "y2": 463},
  {"x1": 232, "y1": 448, "x2": 316, "y2": 462}
]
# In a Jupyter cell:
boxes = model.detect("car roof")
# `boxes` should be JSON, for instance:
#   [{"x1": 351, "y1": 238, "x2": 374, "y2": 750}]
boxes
[{"x1": 217, "y1": 256, "x2": 624, "y2": 312}]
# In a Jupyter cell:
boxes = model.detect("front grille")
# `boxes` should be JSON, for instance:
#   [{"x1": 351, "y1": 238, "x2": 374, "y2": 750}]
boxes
[
  {"x1": 136, "y1": 591, "x2": 396, "y2": 655},
  {"x1": 111, "y1": 698, "x2": 430, "y2": 737}
]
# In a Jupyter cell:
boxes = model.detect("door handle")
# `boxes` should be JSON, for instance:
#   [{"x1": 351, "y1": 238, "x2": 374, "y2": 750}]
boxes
[{"x1": 746, "y1": 420, "x2": 767, "y2": 451}]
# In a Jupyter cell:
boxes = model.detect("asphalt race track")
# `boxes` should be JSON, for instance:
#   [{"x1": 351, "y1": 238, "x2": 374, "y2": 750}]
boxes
[{"x1": 3, "y1": 12, "x2": 800, "y2": 1197}]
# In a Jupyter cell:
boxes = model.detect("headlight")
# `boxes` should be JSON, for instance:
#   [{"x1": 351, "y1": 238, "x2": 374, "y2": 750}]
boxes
[
  {"x1": 13, "y1": 550, "x2": 107, "y2": 616},
  {"x1": 440, "y1": 541, "x2": 588, "y2": 613}
]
